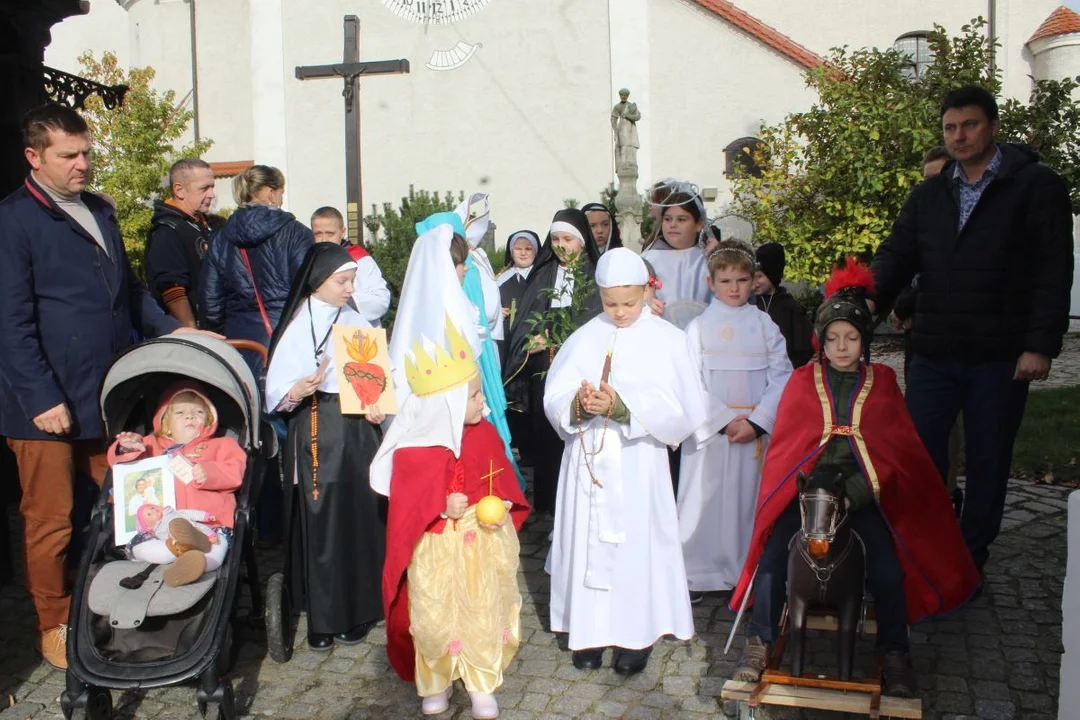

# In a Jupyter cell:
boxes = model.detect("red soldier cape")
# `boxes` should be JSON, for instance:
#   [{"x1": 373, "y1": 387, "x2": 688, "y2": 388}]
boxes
[
  {"x1": 730, "y1": 362, "x2": 980, "y2": 623},
  {"x1": 382, "y1": 419, "x2": 530, "y2": 681}
]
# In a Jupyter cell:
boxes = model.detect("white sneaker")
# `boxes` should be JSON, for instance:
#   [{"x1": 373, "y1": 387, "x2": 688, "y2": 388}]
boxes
[
  {"x1": 421, "y1": 686, "x2": 452, "y2": 715},
  {"x1": 469, "y1": 692, "x2": 499, "y2": 719}
]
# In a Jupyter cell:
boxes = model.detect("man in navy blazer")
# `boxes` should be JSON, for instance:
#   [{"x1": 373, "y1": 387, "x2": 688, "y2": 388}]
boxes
[{"x1": 0, "y1": 104, "x2": 195, "y2": 669}]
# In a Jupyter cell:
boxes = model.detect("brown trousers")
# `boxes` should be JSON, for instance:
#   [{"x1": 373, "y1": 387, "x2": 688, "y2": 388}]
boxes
[{"x1": 7, "y1": 438, "x2": 108, "y2": 632}]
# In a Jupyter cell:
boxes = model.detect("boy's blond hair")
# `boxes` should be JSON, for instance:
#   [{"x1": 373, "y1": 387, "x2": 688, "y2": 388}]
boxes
[{"x1": 707, "y1": 238, "x2": 756, "y2": 276}]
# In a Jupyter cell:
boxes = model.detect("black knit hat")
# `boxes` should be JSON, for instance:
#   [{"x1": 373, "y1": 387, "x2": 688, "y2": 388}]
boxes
[
  {"x1": 814, "y1": 258, "x2": 875, "y2": 361},
  {"x1": 755, "y1": 243, "x2": 785, "y2": 289}
]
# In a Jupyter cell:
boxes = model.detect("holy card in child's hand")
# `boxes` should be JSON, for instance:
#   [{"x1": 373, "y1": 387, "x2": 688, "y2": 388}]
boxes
[
  {"x1": 168, "y1": 453, "x2": 194, "y2": 485},
  {"x1": 332, "y1": 325, "x2": 398, "y2": 415}
]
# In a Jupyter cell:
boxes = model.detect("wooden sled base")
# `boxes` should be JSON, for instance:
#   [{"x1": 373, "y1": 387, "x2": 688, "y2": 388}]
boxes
[
  {"x1": 722, "y1": 678, "x2": 923, "y2": 718},
  {"x1": 721, "y1": 605, "x2": 920, "y2": 718}
]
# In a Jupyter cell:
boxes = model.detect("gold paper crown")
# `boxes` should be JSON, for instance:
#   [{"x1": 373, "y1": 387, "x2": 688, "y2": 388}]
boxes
[{"x1": 405, "y1": 316, "x2": 479, "y2": 396}]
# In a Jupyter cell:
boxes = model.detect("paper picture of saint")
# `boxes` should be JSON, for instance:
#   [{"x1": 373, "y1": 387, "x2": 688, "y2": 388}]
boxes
[
  {"x1": 112, "y1": 455, "x2": 177, "y2": 545},
  {"x1": 333, "y1": 325, "x2": 398, "y2": 415}
]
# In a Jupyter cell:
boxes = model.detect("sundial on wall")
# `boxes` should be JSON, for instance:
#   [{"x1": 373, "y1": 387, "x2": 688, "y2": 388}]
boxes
[{"x1": 380, "y1": 0, "x2": 491, "y2": 71}]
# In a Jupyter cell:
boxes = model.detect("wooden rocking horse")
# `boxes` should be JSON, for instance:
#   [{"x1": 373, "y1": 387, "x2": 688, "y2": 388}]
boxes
[{"x1": 787, "y1": 464, "x2": 865, "y2": 681}]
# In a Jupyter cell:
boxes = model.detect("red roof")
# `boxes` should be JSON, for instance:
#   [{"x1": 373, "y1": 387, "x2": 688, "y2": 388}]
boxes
[
  {"x1": 691, "y1": 0, "x2": 824, "y2": 69},
  {"x1": 1028, "y1": 6, "x2": 1080, "y2": 44}
]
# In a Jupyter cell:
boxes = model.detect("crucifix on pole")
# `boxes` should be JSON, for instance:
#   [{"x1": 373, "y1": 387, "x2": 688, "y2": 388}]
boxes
[{"x1": 295, "y1": 15, "x2": 409, "y2": 246}]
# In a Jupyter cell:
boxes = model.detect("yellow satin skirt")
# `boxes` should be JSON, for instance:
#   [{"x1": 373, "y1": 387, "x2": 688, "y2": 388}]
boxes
[{"x1": 408, "y1": 505, "x2": 522, "y2": 696}]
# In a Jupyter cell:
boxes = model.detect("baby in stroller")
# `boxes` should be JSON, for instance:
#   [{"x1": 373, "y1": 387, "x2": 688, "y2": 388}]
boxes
[{"x1": 107, "y1": 383, "x2": 244, "y2": 587}]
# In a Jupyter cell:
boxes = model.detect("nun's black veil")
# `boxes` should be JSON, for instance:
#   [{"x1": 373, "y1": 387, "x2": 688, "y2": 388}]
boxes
[
  {"x1": 503, "y1": 208, "x2": 601, "y2": 388},
  {"x1": 581, "y1": 202, "x2": 623, "y2": 251},
  {"x1": 268, "y1": 242, "x2": 357, "y2": 363}
]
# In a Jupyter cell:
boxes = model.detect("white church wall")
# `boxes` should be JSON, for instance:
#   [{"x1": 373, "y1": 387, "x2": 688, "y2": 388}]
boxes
[
  {"x1": 647, "y1": 0, "x2": 815, "y2": 216},
  {"x1": 276, "y1": 0, "x2": 613, "y2": 246},
  {"x1": 194, "y1": 0, "x2": 253, "y2": 177},
  {"x1": 126, "y1": 0, "x2": 195, "y2": 146},
  {"x1": 45, "y1": 0, "x2": 130, "y2": 74}
]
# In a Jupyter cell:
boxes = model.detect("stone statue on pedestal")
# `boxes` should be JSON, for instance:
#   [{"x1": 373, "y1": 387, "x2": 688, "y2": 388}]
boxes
[{"x1": 611, "y1": 88, "x2": 644, "y2": 252}]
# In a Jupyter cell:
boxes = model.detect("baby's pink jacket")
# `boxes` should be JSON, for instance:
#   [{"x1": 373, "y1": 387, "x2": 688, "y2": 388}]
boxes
[{"x1": 107, "y1": 384, "x2": 245, "y2": 528}]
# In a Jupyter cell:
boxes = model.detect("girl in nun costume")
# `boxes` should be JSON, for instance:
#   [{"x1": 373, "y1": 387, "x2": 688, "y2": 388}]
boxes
[
  {"x1": 497, "y1": 230, "x2": 540, "y2": 462},
  {"x1": 389, "y1": 212, "x2": 523, "y2": 490},
  {"x1": 265, "y1": 243, "x2": 386, "y2": 651},
  {"x1": 543, "y1": 248, "x2": 706, "y2": 675},
  {"x1": 372, "y1": 316, "x2": 530, "y2": 720},
  {"x1": 581, "y1": 202, "x2": 623, "y2": 255},
  {"x1": 503, "y1": 209, "x2": 602, "y2": 515}
]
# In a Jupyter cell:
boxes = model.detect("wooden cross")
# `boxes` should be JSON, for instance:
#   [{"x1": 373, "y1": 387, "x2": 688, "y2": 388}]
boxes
[
  {"x1": 482, "y1": 460, "x2": 504, "y2": 494},
  {"x1": 295, "y1": 15, "x2": 410, "y2": 245}
]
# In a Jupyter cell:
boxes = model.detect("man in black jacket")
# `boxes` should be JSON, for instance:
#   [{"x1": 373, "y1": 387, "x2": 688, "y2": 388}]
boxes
[
  {"x1": 869, "y1": 86, "x2": 1074, "y2": 576},
  {"x1": 145, "y1": 158, "x2": 216, "y2": 327}
]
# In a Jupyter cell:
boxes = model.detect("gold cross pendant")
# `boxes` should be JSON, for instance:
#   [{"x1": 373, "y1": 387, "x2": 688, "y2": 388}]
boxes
[
  {"x1": 312, "y1": 488, "x2": 320, "y2": 501},
  {"x1": 481, "y1": 460, "x2": 504, "y2": 485}
]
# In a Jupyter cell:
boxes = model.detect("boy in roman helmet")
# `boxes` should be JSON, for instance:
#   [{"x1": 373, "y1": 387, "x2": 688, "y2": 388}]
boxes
[{"x1": 729, "y1": 259, "x2": 979, "y2": 698}]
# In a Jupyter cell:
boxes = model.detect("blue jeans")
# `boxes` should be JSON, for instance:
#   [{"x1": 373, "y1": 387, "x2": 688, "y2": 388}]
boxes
[
  {"x1": 748, "y1": 500, "x2": 909, "y2": 653},
  {"x1": 904, "y1": 355, "x2": 1028, "y2": 570}
]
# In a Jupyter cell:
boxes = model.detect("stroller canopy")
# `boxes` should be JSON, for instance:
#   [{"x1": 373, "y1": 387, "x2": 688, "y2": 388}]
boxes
[{"x1": 100, "y1": 336, "x2": 263, "y2": 450}]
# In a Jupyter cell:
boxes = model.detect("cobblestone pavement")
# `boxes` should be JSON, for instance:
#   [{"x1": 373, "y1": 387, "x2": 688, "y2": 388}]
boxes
[{"x1": 0, "y1": 476, "x2": 1069, "y2": 720}]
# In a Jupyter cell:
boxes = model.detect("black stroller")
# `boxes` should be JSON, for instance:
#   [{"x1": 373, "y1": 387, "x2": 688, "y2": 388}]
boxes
[{"x1": 61, "y1": 336, "x2": 273, "y2": 720}]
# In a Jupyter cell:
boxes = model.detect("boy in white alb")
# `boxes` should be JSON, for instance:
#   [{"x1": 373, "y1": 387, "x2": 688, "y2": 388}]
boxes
[
  {"x1": 544, "y1": 248, "x2": 706, "y2": 676},
  {"x1": 678, "y1": 240, "x2": 793, "y2": 603}
]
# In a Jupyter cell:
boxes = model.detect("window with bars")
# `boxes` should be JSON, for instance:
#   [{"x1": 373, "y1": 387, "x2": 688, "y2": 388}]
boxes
[
  {"x1": 723, "y1": 137, "x2": 766, "y2": 178},
  {"x1": 893, "y1": 32, "x2": 935, "y2": 79}
]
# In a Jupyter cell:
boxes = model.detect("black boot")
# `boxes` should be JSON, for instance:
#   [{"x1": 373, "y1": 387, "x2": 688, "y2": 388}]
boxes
[
  {"x1": 881, "y1": 650, "x2": 916, "y2": 698},
  {"x1": 335, "y1": 622, "x2": 375, "y2": 645},
  {"x1": 307, "y1": 631, "x2": 334, "y2": 651},
  {"x1": 612, "y1": 646, "x2": 652, "y2": 675},
  {"x1": 571, "y1": 647, "x2": 605, "y2": 670}
]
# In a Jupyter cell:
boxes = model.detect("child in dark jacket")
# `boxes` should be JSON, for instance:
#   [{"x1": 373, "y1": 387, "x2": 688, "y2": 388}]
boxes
[{"x1": 753, "y1": 243, "x2": 814, "y2": 367}]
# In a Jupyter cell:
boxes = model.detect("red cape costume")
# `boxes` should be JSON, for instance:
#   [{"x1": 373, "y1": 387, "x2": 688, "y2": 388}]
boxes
[
  {"x1": 730, "y1": 361, "x2": 979, "y2": 623},
  {"x1": 382, "y1": 419, "x2": 529, "y2": 681}
]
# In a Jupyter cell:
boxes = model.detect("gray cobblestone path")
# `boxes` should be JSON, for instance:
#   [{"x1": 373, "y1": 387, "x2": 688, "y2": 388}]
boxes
[{"x1": 0, "y1": 477, "x2": 1069, "y2": 719}]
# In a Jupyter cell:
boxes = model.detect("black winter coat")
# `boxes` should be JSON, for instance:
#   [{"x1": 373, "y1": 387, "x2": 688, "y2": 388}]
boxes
[
  {"x1": 871, "y1": 143, "x2": 1073, "y2": 361},
  {"x1": 145, "y1": 200, "x2": 211, "y2": 322},
  {"x1": 756, "y1": 288, "x2": 815, "y2": 367},
  {"x1": 200, "y1": 204, "x2": 313, "y2": 371}
]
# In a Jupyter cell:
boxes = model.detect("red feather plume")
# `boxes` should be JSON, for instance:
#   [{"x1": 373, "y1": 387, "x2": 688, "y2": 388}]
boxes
[{"x1": 824, "y1": 257, "x2": 875, "y2": 300}]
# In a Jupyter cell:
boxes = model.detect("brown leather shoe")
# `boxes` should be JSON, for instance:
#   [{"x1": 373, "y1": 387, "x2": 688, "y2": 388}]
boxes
[
  {"x1": 733, "y1": 635, "x2": 768, "y2": 682},
  {"x1": 39, "y1": 625, "x2": 68, "y2": 670},
  {"x1": 164, "y1": 550, "x2": 207, "y2": 587},
  {"x1": 168, "y1": 518, "x2": 212, "y2": 554}
]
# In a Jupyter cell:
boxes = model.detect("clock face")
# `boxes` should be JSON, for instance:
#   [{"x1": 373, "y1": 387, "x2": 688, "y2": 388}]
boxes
[{"x1": 380, "y1": 0, "x2": 492, "y2": 25}]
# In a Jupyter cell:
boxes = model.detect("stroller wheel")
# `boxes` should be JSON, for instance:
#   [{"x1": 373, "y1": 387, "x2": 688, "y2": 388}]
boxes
[
  {"x1": 199, "y1": 680, "x2": 235, "y2": 720},
  {"x1": 69, "y1": 687, "x2": 113, "y2": 720},
  {"x1": 265, "y1": 572, "x2": 294, "y2": 663}
]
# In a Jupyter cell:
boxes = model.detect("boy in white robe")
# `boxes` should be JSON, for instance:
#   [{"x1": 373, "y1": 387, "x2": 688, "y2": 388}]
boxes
[
  {"x1": 544, "y1": 248, "x2": 707, "y2": 675},
  {"x1": 677, "y1": 240, "x2": 793, "y2": 603}
]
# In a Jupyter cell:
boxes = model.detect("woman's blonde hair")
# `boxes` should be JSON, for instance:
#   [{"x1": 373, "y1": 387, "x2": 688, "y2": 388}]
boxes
[
  {"x1": 232, "y1": 164, "x2": 285, "y2": 205},
  {"x1": 707, "y1": 238, "x2": 757, "y2": 276},
  {"x1": 158, "y1": 391, "x2": 215, "y2": 439}
]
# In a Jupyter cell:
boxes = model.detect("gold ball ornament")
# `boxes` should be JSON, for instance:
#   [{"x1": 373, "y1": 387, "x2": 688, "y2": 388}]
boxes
[{"x1": 476, "y1": 495, "x2": 507, "y2": 525}]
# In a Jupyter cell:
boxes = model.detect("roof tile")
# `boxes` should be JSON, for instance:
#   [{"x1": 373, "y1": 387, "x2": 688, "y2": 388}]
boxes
[
  {"x1": 1028, "y1": 6, "x2": 1080, "y2": 44},
  {"x1": 691, "y1": 0, "x2": 824, "y2": 69}
]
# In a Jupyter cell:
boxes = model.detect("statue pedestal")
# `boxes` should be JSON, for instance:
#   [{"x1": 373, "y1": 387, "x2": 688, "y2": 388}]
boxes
[{"x1": 614, "y1": 166, "x2": 643, "y2": 253}]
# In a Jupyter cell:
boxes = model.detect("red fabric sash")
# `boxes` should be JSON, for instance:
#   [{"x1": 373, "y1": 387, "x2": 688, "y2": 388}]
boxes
[{"x1": 730, "y1": 362, "x2": 979, "y2": 623}]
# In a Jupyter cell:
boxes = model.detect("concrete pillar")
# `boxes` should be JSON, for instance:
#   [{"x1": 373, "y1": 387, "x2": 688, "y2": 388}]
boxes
[
  {"x1": 1061, "y1": 490, "x2": 1080, "y2": 720},
  {"x1": 248, "y1": 0, "x2": 289, "y2": 203},
  {"x1": 607, "y1": 0, "x2": 651, "y2": 191}
]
